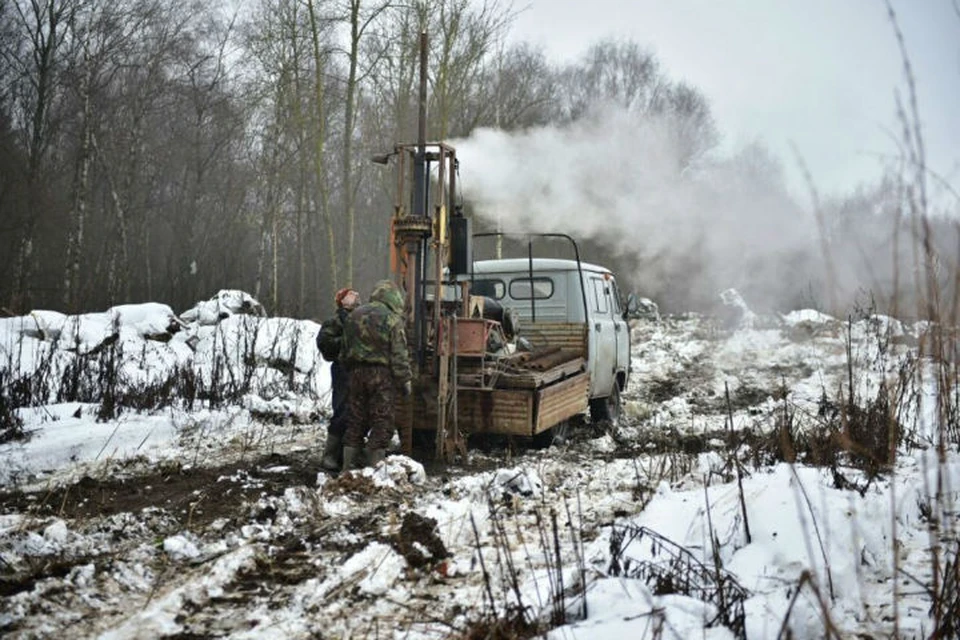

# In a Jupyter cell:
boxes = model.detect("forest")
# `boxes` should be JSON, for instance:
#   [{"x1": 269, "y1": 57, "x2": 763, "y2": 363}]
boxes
[{"x1": 1, "y1": 0, "x2": 956, "y2": 321}]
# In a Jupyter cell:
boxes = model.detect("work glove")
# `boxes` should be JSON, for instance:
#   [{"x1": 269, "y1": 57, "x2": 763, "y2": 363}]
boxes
[{"x1": 401, "y1": 380, "x2": 413, "y2": 397}]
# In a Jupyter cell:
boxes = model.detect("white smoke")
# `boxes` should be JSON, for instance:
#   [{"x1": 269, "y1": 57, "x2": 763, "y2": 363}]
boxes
[{"x1": 453, "y1": 104, "x2": 823, "y2": 311}]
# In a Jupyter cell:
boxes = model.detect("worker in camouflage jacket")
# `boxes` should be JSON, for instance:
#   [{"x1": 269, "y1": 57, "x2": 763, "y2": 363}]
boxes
[
  {"x1": 316, "y1": 288, "x2": 361, "y2": 471},
  {"x1": 340, "y1": 279, "x2": 412, "y2": 469}
]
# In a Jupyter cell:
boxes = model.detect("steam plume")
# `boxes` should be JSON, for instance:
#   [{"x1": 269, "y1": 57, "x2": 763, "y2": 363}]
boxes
[{"x1": 453, "y1": 104, "x2": 821, "y2": 312}]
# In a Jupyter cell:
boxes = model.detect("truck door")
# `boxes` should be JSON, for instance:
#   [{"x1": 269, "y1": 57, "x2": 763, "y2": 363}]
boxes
[
  {"x1": 588, "y1": 276, "x2": 617, "y2": 398},
  {"x1": 609, "y1": 277, "x2": 630, "y2": 389}
]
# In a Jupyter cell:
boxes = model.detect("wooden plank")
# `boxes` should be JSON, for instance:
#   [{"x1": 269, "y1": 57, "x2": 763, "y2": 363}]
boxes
[
  {"x1": 458, "y1": 389, "x2": 533, "y2": 435},
  {"x1": 534, "y1": 372, "x2": 590, "y2": 433},
  {"x1": 520, "y1": 322, "x2": 587, "y2": 354},
  {"x1": 496, "y1": 357, "x2": 585, "y2": 389}
]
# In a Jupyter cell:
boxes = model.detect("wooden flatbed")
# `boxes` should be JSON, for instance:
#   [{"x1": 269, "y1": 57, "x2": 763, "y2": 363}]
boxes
[{"x1": 400, "y1": 321, "x2": 590, "y2": 447}]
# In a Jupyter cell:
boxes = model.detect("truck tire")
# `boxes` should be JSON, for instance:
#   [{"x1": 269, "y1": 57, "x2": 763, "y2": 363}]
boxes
[
  {"x1": 532, "y1": 420, "x2": 572, "y2": 448},
  {"x1": 590, "y1": 384, "x2": 621, "y2": 428}
]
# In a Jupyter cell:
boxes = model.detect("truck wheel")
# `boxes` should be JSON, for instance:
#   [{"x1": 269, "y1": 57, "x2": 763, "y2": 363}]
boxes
[
  {"x1": 590, "y1": 384, "x2": 621, "y2": 428},
  {"x1": 532, "y1": 420, "x2": 572, "y2": 448}
]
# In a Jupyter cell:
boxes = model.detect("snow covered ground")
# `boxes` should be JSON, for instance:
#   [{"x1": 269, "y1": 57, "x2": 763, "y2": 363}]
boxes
[{"x1": 1, "y1": 292, "x2": 958, "y2": 639}]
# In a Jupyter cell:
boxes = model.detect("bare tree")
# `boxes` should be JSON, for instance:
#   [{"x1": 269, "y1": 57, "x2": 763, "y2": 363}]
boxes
[
  {"x1": 559, "y1": 39, "x2": 664, "y2": 120},
  {"x1": 557, "y1": 39, "x2": 718, "y2": 171},
  {"x1": 480, "y1": 42, "x2": 558, "y2": 130},
  {"x1": 336, "y1": 0, "x2": 393, "y2": 287},
  {"x1": 3, "y1": 0, "x2": 76, "y2": 312},
  {"x1": 428, "y1": 0, "x2": 513, "y2": 139},
  {"x1": 306, "y1": 0, "x2": 336, "y2": 310},
  {"x1": 243, "y1": 0, "x2": 343, "y2": 315},
  {"x1": 62, "y1": 5, "x2": 95, "y2": 311}
]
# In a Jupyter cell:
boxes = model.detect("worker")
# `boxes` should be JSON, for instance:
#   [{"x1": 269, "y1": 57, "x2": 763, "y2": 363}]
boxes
[
  {"x1": 340, "y1": 279, "x2": 412, "y2": 469},
  {"x1": 316, "y1": 287, "x2": 361, "y2": 471}
]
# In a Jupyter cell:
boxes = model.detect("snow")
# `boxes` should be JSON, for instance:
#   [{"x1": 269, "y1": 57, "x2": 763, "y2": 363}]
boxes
[
  {"x1": 0, "y1": 404, "x2": 180, "y2": 484},
  {"x1": 163, "y1": 534, "x2": 201, "y2": 561},
  {"x1": 98, "y1": 545, "x2": 260, "y2": 639},
  {"x1": 782, "y1": 309, "x2": 836, "y2": 325},
  {"x1": 180, "y1": 289, "x2": 266, "y2": 326},
  {"x1": 1, "y1": 296, "x2": 959, "y2": 638},
  {"x1": 550, "y1": 579, "x2": 735, "y2": 639}
]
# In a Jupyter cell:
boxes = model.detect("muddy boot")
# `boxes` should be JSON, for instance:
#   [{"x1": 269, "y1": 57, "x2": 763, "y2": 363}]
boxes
[
  {"x1": 320, "y1": 433, "x2": 343, "y2": 471},
  {"x1": 342, "y1": 446, "x2": 361, "y2": 471},
  {"x1": 367, "y1": 448, "x2": 386, "y2": 467}
]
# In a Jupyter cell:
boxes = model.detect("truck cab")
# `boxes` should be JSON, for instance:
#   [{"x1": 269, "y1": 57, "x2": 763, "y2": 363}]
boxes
[{"x1": 469, "y1": 257, "x2": 630, "y2": 424}]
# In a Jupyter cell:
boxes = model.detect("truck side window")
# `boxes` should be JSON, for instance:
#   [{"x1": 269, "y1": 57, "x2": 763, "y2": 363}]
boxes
[
  {"x1": 592, "y1": 277, "x2": 609, "y2": 314},
  {"x1": 472, "y1": 279, "x2": 505, "y2": 299},
  {"x1": 510, "y1": 277, "x2": 553, "y2": 300},
  {"x1": 610, "y1": 279, "x2": 622, "y2": 314}
]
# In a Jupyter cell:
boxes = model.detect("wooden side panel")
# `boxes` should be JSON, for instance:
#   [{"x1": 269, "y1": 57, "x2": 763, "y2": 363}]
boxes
[
  {"x1": 521, "y1": 322, "x2": 587, "y2": 355},
  {"x1": 460, "y1": 389, "x2": 534, "y2": 435},
  {"x1": 534, "y1": 372, "x2": 590, "y2": 433},
  {"x1": 406, "y1": 321, "x2": 589, "y2": 440},
  {"x1": 411, "y1": 388, "x2": 534, "y2": 436}
]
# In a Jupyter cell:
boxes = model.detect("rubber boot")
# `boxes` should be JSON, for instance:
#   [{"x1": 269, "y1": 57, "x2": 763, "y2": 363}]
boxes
[
  {"x1": 367, "y1": 448, "x2": 387, "y2": 467},
  {"x1": 320, "y1": 433, "x2": 343, "y2": 471},
  {"x1": 342, "y1": 446, "x2": 361, "y2": 471}
]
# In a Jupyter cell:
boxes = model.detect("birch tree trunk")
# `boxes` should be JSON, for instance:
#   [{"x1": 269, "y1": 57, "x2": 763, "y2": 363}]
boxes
[
  {"x1": 341, "y1": 0, "x2": 391, "y2": 286},
  {"x1": 307, "y1": 0, "x2": 337, "y2": 294},
  {"x1": 91, "y1": 131, "x2": 130, "y2": 305},
  {"x1": 64, "y1": 39, "x2": 92, "y2": 311}
]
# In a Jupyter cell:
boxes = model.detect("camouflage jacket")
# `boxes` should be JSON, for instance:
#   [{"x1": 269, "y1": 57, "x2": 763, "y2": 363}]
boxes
[
  {"x1": 316, "y1": 307, "x2": 350, "y2": 362},
  {"x1": 341, "y1": 280, "x2": 412, "y2": 384}
]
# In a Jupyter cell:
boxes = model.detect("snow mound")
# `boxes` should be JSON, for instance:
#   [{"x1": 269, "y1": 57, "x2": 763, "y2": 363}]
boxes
[
  {"x1": 864, "y1": 313, "x2": 905, "y2": 337},
  {"x1": 110, "y1": 303, "x2": 186, "y2": 339},
  {"x1": 365, "y1": 455, "x2": 428, "y2": 488},
  {"x1": 493, "y1": 467, "x2": 543, "y2": 499},
  {"x1": 29, "y1": 310, "x2": 68, "y2": 340},
  {"x1": 781, "y1": 309, "x2": 835, "y2": 325},
  {"x1": 4, "y1": 304, "x2": 186, "y2": 354},
  {"x1": 181, "y1": 290, "x2": 266, "y2": 325}
]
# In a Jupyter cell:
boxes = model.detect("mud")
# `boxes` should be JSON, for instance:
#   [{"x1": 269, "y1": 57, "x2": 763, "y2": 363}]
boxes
[
  {"x1": 0, "y1": 450, "x2": 321, "y2": 530},
  {"x1": 0, "y1": 553, "x2": 96, "y2": 598},
  {"x1": 395, "y1": 511, "x2": 449, "y2": 568}
]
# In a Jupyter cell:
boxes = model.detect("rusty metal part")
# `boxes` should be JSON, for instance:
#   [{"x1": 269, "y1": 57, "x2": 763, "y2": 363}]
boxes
[
  {"x1": 393, "y1": 215, "x2": 433, "y2": 239},
  {"x1": 523, "y1": 349, "x2": 581, "y2": 371}
]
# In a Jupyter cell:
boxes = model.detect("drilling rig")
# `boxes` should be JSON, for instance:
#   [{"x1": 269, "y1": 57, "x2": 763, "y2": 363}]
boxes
[{"x1": 380, "y1": 33, "x2": 628, "y2": 463}]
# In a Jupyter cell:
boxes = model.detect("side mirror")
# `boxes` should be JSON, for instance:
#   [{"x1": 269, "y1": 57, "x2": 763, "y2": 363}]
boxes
[{"x1": 623, "y1": 292, "x2": 638, "y2": 320}]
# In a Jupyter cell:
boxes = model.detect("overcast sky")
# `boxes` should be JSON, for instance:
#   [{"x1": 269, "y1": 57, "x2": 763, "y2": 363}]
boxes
[{"x1": 504, "y1": 0, "x2": 959, "y2": 202}]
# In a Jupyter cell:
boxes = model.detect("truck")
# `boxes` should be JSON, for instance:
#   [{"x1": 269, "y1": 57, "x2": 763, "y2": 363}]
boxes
[
  {"x1": 465, "y1": 252, "x2": 631, "y2": 430},
  {"x1": 398, "y1": 238, "x2": 633, "y2": 456}
]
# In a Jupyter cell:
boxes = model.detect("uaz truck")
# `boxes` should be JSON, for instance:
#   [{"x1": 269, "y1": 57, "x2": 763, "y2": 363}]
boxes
[{"x1": 397, "y1": 229, "x2": 633, "y2": 454}]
